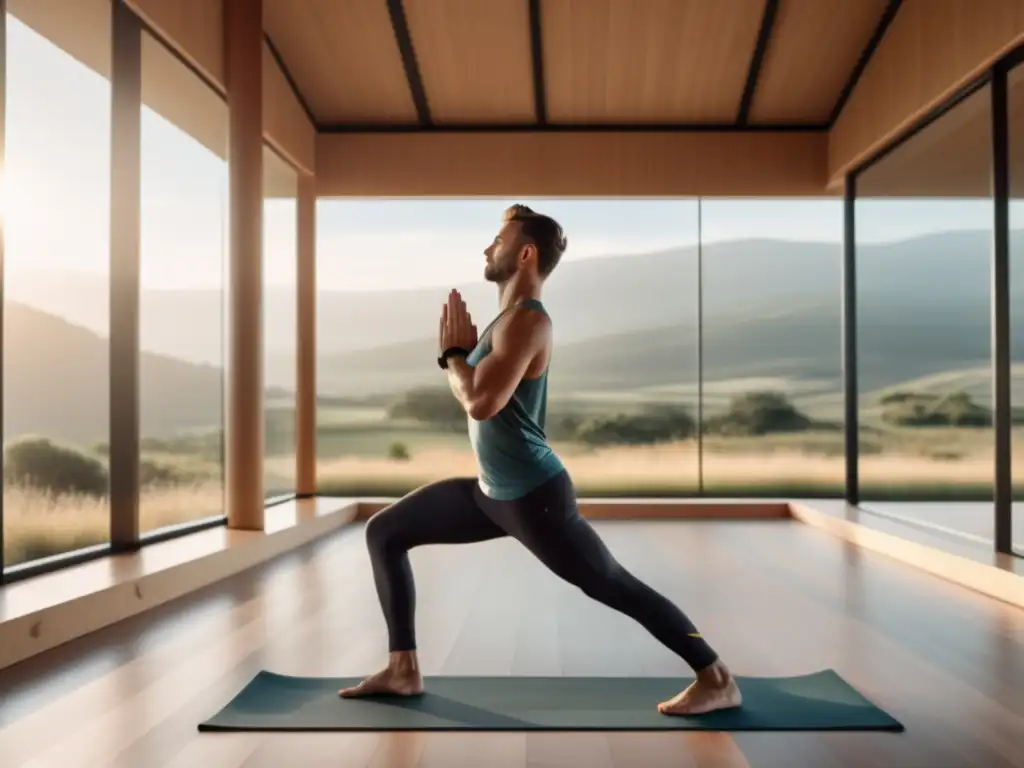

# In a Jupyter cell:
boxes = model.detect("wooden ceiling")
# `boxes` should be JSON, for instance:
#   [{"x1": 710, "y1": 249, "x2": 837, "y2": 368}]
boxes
[{"x1": 262, "y1": 0, "x2": 901, "y2": 131}]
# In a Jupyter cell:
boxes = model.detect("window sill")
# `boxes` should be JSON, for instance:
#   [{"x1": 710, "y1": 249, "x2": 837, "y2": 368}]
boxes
[{"x1": 0, "y1": 498, "x2": 359, "y2": 672}]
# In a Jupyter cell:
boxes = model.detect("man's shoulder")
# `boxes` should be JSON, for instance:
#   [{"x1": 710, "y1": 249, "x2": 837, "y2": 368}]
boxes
[{"x1": 495, "y1": 303, "x2": 551, "y2": 343}]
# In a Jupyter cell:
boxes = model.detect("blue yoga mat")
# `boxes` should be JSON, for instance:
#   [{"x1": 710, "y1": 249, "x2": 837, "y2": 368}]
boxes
[{"x1": 198, "y1": 669, "x2": 904, "y2": 732}]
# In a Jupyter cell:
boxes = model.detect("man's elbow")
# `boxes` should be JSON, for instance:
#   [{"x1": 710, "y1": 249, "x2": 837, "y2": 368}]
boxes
[{"x1": 467, "y1": 395, "x2": 500, "y2": 422}]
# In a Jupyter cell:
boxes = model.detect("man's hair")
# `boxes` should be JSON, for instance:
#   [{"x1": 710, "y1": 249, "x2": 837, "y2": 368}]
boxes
[{"x1": 503, "y1": 204, "x2": 567, "y2": 278}]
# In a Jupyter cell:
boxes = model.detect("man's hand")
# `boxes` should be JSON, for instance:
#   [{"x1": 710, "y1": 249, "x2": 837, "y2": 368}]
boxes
[{"x1": 439, "y1": 289, "x2": 478, "y2": 354}]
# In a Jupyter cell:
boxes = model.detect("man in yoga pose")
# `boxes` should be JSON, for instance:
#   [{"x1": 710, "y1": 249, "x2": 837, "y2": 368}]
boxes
[{"x1": 339, "y1": 204, "x2": 742, "y2": 716}]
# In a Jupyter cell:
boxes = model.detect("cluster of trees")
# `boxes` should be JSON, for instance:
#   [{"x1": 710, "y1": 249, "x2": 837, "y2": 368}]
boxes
[
  {"x1": 387, "y1": 387, "x2": 825, "y2": 448},
  {"x1": 387, "y1": 386, "x2": 1024, "y2": 452},
  {"x1": 3, "y1": 436, "x2": 203, "y2": 496},
  {"x1": 572, "y1": 392, "x2": 825, "y2": 447},
  {"x1": 880, "y1": 391, "x2": 999, "y2": 427}
]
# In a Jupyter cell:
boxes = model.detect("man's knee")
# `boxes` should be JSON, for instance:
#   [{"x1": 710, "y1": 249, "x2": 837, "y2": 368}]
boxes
[
  {"x1": 364, "y1": 509, "x2": 397, "y2": 554},
  {"x1": 576, "y1": 562, "x2": 630, "y2": 604}
]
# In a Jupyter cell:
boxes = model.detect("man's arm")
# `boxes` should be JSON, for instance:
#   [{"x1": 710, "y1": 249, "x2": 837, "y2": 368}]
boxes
[{"x1": 446, "y1": 307, "x2": 551, "y2": 421}]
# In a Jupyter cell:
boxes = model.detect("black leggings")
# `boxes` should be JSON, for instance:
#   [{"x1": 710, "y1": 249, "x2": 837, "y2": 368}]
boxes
[{"x1": 363, "y1": 470, "x2": 720, "y2": 673}]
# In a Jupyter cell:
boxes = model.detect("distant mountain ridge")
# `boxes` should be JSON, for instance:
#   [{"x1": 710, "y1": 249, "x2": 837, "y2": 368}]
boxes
[
  {"x1": 5, "y1": 228, "x2": 1024, "y2": 446},
  {"x1": 11, "y1": 229, "x2": 1022, "y2": 376}
]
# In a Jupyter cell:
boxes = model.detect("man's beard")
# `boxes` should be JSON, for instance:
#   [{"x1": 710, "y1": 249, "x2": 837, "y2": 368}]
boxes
[{"x1": 484, "y1": 259, "x2": 516, "y2": 283}]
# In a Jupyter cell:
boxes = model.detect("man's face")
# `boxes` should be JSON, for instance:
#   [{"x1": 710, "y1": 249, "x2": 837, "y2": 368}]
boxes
[{"x1": 483, "y1": 221, "x2": 524, "y2": 284}]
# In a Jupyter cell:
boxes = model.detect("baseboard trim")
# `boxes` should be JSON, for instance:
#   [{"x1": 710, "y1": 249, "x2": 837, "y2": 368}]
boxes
[
  {"x1": 353, "y1": 498, "x2": 793, "y2": 521},
  {"x1": 788, "y1": 501, "x2": 1024, "y2": 610}
]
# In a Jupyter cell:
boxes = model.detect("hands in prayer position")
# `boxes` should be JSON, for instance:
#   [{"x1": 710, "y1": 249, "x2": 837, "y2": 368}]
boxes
[{"x1": 439, "y1": 289, "x2": 478, "y2": 354}]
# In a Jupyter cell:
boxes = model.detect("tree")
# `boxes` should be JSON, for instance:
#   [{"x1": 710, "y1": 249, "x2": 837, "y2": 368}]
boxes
[
  {"x1": 3, "y1": 436, "x2": 108, "y2": 496},
  {"x1": 881, "y1": 390, "x2": 991, "y2": 427},
  {"x1": 388, "y1": 441, "x2": 411, "y2": 461},
  {"x1": 705, "y1": 391, "x2": 812, "y2": 436},
  {"x1": 576, "y1": 405, "x2": 695, "y2": 447}
]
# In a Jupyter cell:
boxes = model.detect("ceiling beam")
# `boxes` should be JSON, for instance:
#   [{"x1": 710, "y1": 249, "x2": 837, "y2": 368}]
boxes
[
  {"x1": 263, "y1": 33, "x2": 317, "y2": 128},
  {"x1": 319, "y1": 122, "x2": 828, "y2": 134},
  {"x1": 528, "y1": 0, "x2": 547, "y2": 125},
  {"x1": 828, "y1": 0, "x2": 903, "y2": 126},
  {"x1": 736, "y1": 0, "x2": 779, "y2": 126},
  {"x1": 317, "y1": 130, "x2": 831, "y2": 197},
  {"x1": 386, "y1": 0, "x2": 432, "y2": 126}
]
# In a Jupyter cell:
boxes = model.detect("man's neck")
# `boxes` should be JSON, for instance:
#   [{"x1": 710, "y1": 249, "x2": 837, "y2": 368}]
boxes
[{"x1": 497, "y1": 276, "x2": 542, "y2": 310}]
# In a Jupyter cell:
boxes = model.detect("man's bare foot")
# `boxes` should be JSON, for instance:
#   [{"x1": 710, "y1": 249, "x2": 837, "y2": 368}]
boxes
[
  {"x1": 338, "y1": 651, "x2": 425, "y2": 698},
  {"x1": 658, "y1": 660, "x2": 742, "y2": 716}
]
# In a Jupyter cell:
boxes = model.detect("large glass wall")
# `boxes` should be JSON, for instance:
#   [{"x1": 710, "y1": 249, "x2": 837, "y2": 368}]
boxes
[
  {"x1": 1007, "y1": 64, "x2": 1024, "y2": 552},
  {"x1": 263, "y1": 147, "x2": 298, "y2": 501},
  {"x1": 855, "y1": 85, "x2": 999, "y2": 542},
  {"x1": 138, "y1": 31, "x2": 228, "y2": 534},
  {"x1": 314, "y1": 198, "x2": 849, "y2": 498},
  {"x1": 314, "y1": 200, "x2": 701, "y2": 497},
  {"x1": 0, "y1": 6, "x2": 316, "y2": 578},
  {"x1": 700, "y1": 199, "x2": 843, "y2": 497},
  {"x1": 2, "y1": 12, "x2": 112, "y2": 567}
]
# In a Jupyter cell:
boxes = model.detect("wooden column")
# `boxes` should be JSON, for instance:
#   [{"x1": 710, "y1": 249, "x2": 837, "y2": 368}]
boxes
[
  {"x1": 109, "y1": 0, "x2": 141, "y2": 548},
  {"x1": 295, "y1": 173, "x2": 317, "y2": 497},
  {"x1": 224, "y1": 0, "x2": 264, "y2": 530},
  {"x1": 0, "y1": 0, "x2": 7, "y2": 580}
]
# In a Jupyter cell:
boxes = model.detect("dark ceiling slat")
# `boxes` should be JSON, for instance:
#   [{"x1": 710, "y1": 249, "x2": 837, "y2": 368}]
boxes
[
  {"x1": 528, "y1": 0, "x2": 547, "y2": 125},
  {"x1": 319, "y1": 121, "x2": 829, "y2": 134},
  {"x1": 386, "y1": 0, "x2": 431, "y2": 126},
  {"x1": 736, "y1": 0, "x2": 780, "y2": 126},
  {"x1": 828, "y1": 0, "x2": 903, "y2": 126},
  {"x1": 263, "y1": 33, "x2": 317, "y2": 127}
]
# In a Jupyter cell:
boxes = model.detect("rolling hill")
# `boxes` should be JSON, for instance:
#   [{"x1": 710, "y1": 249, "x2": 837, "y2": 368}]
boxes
[
  {"x1": 313, "y1": 296, "x2": 1024, "y2": 405},
  {"x1": 10, "y1": 228, "x2": 1022, "y2": 381},
  {"x1": 5, "y1": 228, "x2": 1024, "y2": 449},
  {"x1": 3, "y1": 301, "x2": 223, "y2": 446}
]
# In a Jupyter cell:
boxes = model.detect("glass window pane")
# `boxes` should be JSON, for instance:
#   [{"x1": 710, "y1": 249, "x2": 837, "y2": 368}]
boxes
[
  {"x1": 3, "y1": 11, "x2": 111, "y2": 568},
  {"x1": 1007, "y1": 65, "x2": 1024, "y2": 553},
  {"x1": 138, "y1": 32, "x2": 228, "y2": 533},
  {"x1": 315, "y1": 199, "x2": 700, "y2": 497},
  {"x1": 856, "y1": 85, "x2": 996, "y2": 541},
  {"x1": 699, "y1": 198, "x2": 843, "y2": 497},
  {"x1": 264, "y1": 147, "x2": 298, "y2": 501}
]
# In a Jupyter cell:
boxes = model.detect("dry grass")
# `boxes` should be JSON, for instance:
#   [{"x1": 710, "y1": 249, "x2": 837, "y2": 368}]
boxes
[
  {"x1": 3, "y1": 481, "x2": 223, "y2": 566},
  {"x1": 6, "y1": 439, "x2": 1023, "y2": 567},
  {"x1": 316, "y1": 440, "x2": 1024, "y2": 491}
]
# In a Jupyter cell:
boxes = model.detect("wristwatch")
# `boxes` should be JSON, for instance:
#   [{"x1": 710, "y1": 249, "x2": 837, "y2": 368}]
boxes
[{"x1": 437, "y1": 346, "x2": 470, "y2": 369}]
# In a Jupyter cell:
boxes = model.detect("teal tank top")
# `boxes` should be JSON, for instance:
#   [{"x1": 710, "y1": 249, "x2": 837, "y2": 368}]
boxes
[{"x1": 464, "y1": 298, "x2": 566, "y2": 500}]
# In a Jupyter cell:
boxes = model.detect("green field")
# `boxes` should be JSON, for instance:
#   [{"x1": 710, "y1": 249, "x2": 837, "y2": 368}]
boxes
[{"x1": 6, "y1": 383, "x2": 1024, "y2": 568}]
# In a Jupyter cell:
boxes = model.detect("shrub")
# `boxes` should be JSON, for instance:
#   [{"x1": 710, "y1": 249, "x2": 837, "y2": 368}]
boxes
[
  {"x1": 576, "y1": 405, "x2": 695, "y2": 447},
  {"x1": 882, "y1": 391, "x2": 991, "y2": 427},
  {"x1": 3, "y1": 436, "x2": 108, "y2": 496},
  {"x1": 388, "y1": 441, "x2": 411, "y2": 461},
  {"x1": 704, "y1": 391, "x2": 812, "y2": 436}
]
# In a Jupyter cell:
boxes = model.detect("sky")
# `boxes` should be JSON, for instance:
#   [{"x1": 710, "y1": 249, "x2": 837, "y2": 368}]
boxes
[{"x1": 0, "y1": 13, "x2": 1006, "y2": 294}]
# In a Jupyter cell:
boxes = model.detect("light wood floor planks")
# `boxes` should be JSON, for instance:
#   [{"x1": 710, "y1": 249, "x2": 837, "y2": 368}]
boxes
[{"x1": 0, "y1": 518, "x2": 1022, "y2": 767}]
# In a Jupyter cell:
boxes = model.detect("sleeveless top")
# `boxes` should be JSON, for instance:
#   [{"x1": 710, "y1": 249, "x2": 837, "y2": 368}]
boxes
[{"x1": 464, "y1": 298, "x2": 566, "y2": 500}]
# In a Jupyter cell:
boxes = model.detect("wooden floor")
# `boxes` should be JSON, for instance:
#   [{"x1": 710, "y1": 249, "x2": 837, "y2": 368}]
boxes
[{"x1": 1, "y1": 518, "x2": 1023, "y2": 767}]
